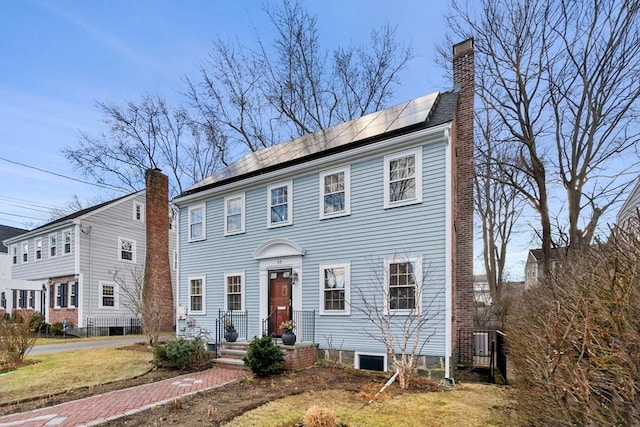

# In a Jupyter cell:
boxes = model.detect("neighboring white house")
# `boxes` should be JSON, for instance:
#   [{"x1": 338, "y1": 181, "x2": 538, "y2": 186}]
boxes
[
  {"x1": 524, "y1": 247, "x2": 567, "y2": 289},
  {"x1": 616, "y1": 176, "x2": 640, "y2": 232},
  {"x1": 2, "y1": 170, "x2": 176, "y2": 335},
  {"x1": 172, "y1": 40, "x2": 476, "y2": 379}
]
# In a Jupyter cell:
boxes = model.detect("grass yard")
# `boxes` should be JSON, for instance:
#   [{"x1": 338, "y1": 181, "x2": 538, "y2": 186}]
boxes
[{"x1": 0, "y1": 347, "x2": 154, "y2": 404}]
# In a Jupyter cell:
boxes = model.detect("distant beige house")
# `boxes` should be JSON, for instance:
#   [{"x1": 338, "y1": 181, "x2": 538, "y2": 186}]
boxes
[{"x1": 524, "y1": 247, "x2": 567, "y2": 289}]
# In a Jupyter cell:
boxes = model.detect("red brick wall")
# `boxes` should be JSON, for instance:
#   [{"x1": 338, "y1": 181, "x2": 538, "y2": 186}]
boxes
[
  {"x1": 452, "y1": 39, "x2": 475, "y2": 358},
  {"x1": 48, "y1": 275, "x2": 79, "y2": 327},
  {"x1": 143, "y1": 169, "x2": 174, "y2": 331},
  {"x1": 282, "y1": 345, "x2": 318, "y2": 371}
]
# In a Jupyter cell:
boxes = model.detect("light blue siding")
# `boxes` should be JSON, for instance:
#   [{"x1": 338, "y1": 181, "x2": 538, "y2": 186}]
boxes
[{"x1": 178, "y1": 139, "x2": 449, "y2": 356}]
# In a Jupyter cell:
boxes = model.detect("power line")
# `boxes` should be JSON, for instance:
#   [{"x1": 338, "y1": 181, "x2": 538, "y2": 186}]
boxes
[
  {"x1": 0, "y1": 157, "x2": 126, "y2": 191},
  {"x1": 0, "y1": 211, "x2": 47, "y2": 221}
]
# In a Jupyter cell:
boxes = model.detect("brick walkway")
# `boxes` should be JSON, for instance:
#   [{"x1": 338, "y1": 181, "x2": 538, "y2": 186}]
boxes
[{"x1": 0, "y1": 367, "x2": 247, "y2": 427}]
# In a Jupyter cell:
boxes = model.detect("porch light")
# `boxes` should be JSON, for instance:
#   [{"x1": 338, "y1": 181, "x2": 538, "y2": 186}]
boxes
[{"x1": 291, "y1": 272, "x2": 299, "y2": 285}]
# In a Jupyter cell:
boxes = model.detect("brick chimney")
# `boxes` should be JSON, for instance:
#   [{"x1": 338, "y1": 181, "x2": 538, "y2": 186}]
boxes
[
  {"x1": 143, "y1": 168, "x2": 174, "y2": 331},
  {"x1": 452, "y1": 39, "x2": 475, "y2": 361}
]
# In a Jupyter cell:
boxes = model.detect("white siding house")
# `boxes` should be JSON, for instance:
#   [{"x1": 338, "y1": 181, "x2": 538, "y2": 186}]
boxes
[
  {"x1": 617, "y1": 176, "x2": 640, "y2": 232},
  {"x1": 173, "y1": 40, "x2": 476, "y2": 379}
]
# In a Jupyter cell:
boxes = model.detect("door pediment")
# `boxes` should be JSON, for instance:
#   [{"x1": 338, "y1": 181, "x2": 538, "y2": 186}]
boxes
[{"x1": 253, "y1": 238, "x2": 305, "y2": 260}]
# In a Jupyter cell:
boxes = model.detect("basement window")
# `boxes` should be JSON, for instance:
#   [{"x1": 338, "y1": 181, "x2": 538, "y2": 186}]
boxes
[{"x1": 355, "y1": 352, "x2": 387, "y2": 372}]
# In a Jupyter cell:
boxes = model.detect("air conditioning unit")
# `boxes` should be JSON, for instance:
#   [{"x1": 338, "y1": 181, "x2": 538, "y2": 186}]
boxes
[{"x1": 474, "y1": 332, "x2": 489, "y2": 356}]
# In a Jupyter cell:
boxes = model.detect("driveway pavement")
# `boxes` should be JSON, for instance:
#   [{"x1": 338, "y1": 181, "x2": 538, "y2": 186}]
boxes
[{"x1": 0, "y1": 367, "x2": 246, "y2": 426}]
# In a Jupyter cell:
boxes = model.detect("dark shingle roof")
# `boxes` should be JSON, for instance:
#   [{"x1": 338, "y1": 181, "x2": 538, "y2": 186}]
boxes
[
  {"x1": 180, "y1": 90, "x2": 458, "y2": 198},
  {"x1": 529, "y1": 247, "x2": 568, "y2": 262},
  {"x1": 0, "y1": 225, "x2": 30, "y2": 253}
]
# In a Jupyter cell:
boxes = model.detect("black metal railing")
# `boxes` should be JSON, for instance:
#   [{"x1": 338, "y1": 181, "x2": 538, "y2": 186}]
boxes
[
  {"x1": 215, "y1": 309, "x2": 248, "y2": 343},
  {"x1": 85, "y1": 317, "x2": 142, "y2": 337},
  {"x1": 261, "y1": 309, "x2": 315, "y2": 343},
  {"x1": 457, "y1": 328, "x2": 508, "y2": 385}
]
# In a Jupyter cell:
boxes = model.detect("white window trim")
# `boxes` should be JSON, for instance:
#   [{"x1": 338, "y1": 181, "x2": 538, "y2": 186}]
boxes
[
  {"x1": 118, "y1": 237, "x2": 136, "y2": 263},
  {"x1": 384, "y1": 255, "x2": 423, "y2": 315},
  {"x1": 224, "y1": 193, "x2": 246, "y2": 236},
  {"x1": 63, "y1": 229, "x2": 72, "y2": 255},
  {"x1": 224, "y1": 271, "x2": 245, "y2": 311},
  {"x1": 267, "y1": 181, "x2": 293, "y2": 228},
  {"x1": 21, "y1": 241, "x2": 29, "y2": 264},
  {"x1": 319, "y1": 166, "x2": 351, "y2": 219},
  {"x1": 34, "y1": 237, "x2": 43, "y2": 261},
  {"x1": 319, "y1": 262, "x2": 351, "y2": 315},
  {"x1": 99, "y1": 282, "x2": 119, "y2": 309},
  {"x1": 188, "y1": 204, "x2": 206, "y2": 241},
  {"x1": 133, "y1": 201, "x2": 145, "y2": 222},
  {"x1": 49, "y1": 233, "x2": 58, "y2": 258},
  {"x1": 354, "y1": 352, "x2": 388, "y2": 372},
  {"x1": 188, "y1": 275, "x2": 206, "y2": 315},
  {"x1": 383, "y1": 147, "x2": 423, "y2": 208},
  {"x1": 10, "y1": 244, "x2": 17, "y2": 264}
]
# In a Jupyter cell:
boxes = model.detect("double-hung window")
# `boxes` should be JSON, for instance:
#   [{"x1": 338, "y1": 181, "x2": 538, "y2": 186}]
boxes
[
  {"x1": 267, "y1": 181, "x2": 293, "y2": 227},
  {"x1": 100, "y1": 283, "x2": 117, "y2": 308},
  {"x1": 188, "y1": 276, "x2": 205, "y2": 314},
  {"x1": 63, "y1": 230, "x2": 72, "y2": 254},
  {"x1": 56, "y1": 283, "x2": 68, "y2": 308},
  {"x1": 224, "y1": 194, "x2": 245, "y2": 235},
  {"x1": 118, "y1": 238, "x2": 135, "y2": 262},
  {"x1": 319, "y1": 263, "x2": 350, "y2": 315},
  {"x1": 384, "y1": 147, "x2": 423, "y2": 208},
  {"x1": 11, "y1": 245, "x2": 17, "y2": 264},
  {"x1": 49, "y1": 234, "x2": 57, "y2": 257},
  {"x1": 225, "y1": 272, "x2": 244, "y2": 311},
  {"x1": 133, "y1": 202, "x2": 144, "y2": 222},
  {"x1": 188, "y1": 205, "x2": 205, "y2": 241},
  {"x1": 70, "y1": 282, "x2": 77, "y2": 307},
  {"x1": 21, "y1": 241, "x2": 28, "y2": 263},
  {"x1": 18, "y1": 290, "x2": 27, "y2": 308},
  {"x1": 385, "y1": 256, "x2": 422, "y2": 313},
  {"x1": 28, "y1": 290, "x2": 35, "y2": 309},
  {"x1": 35, "y1": 238, "x2": 42, "y2": 260},
  {"x1": 319, "y1": 167, "x2": 351, "y2": 219}
]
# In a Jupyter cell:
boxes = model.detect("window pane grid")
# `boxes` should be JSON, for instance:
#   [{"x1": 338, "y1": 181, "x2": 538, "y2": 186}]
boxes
[
  {"x1": 323, "y1": 173, "x2": 346, "y2": 213},
  {"x1": 389, "y1": 155, "x2": 417, "y2": 202},
  {"x1": 190, "y1": 279, "x2": 203, "y2": 312},
  {"x1": 389, "y1": 262, "x2": 417, "y2": 310}
]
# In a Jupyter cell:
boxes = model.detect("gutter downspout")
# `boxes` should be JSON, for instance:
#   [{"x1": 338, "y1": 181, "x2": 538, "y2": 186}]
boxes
[{"x1": 444, "y1": 127, "x2": 453, "y2": 381}]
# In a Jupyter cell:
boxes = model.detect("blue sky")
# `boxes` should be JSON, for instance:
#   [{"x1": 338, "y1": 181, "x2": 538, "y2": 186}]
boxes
[{"x1": 0, "y1": 0, "x2": 534, "y2": 278}]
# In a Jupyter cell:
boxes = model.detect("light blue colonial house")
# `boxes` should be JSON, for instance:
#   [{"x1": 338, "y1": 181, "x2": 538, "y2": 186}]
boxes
[{"x1": 173, "y1": 40, "x2": 475, "y2": 379}]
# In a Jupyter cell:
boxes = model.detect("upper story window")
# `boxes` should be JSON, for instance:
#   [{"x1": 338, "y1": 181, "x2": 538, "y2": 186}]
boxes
[
  {"x1": 224, "y1": 193, "x2": 245, "y2": 235},
  {"x1": 188, "y1": 276, "x2": 205, "y2": 314},
  {"x1": 384, "y1": 147, "x2": 423, "y2": 208},
  {"x1": 385, "y1": 256, "x2": 423, "y2": 314},
  {"x1": 11, "y1": 244, "x2": 17, "y2": 264},
  {"x1": 225, "y1": 272, "x2": 244, "y2": 311},
  {"x1": 21, "y1": 241, "x2": 28, "y2": 263},
  {"x1": 49, "y1": 233, "x2": 57, "y2": 257},
  {"x1": 267, "y1": 181, "x2": 293, "y2": 228},
  {"x1": 118, "y1": 238, "x2": 136, "y2": 262},
  {"x1": 35, "y1": 238, "x2": 42, "y2": 260},
  {"x1": 133, "y1": 202, "x2": 144, "y2": 222},
  {"x1": 188, "y1": 205, "x2": 206, "y2": 241},
  {"x1": 63, "y1": 229, "x2": 72, "y2": 254},
  {"x1": 319, "y1": 263, "x2": 351, "y2": 315},
  {"x1": 319, "y1": 167, "x2": 351, "y2": 219}
]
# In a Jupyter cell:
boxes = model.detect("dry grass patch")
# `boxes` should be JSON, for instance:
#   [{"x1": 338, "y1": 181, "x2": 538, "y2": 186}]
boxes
[
  {"x1": 225, "y1": 383, "x2": 518, "y2": 427},
  {"x1": 0, "y1": 347, "x2": 153, "y2": 404}
]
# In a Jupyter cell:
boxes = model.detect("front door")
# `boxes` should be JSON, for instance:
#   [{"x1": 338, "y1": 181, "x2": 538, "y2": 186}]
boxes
[{"x1": 268, "y1": 270, "x2": 292, "y2": 336}]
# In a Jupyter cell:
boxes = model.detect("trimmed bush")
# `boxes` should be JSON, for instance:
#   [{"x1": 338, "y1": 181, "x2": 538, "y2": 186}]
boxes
[
  {"x1": 243, "y1": 335, "x2": 283, "y2": 377},
  {"x1": 153, "y1": 338, "x2": 212, "y2": 370}
]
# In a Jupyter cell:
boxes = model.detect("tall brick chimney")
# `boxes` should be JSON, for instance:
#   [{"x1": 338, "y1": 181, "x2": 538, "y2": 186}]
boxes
[
  {"x1": 452, "y1": 39, "x2": 475, "y2": 362},
  {"x1": 143, "y1": 168, "x2": 174, "y2": 331}
]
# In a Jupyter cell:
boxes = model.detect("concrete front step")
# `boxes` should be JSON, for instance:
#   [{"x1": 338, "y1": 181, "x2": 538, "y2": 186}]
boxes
[
  {"x1": 212, "y1": 357, "x2": 250, "y2": 371},
  {"x1": 220, "y1": 348, "x2": 246, "y2": 360}
]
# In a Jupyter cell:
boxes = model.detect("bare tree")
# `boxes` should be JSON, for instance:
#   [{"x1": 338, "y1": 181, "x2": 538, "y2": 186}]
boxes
[
  {"x1": 112, "y1": 267, "x2": 163, "y2": 346},
  {"x1": 186, "y1": 0, "x2": 414, "y2": 164},
  {"x1": 353, "y1": 256, "x2": 439, "y2": 389},
  {"x1": 446, "y1": 0, "x2": 640, "y2": 272},
  {"x1": 64, "y1": 95, "x2": 222, "y2": 198}
]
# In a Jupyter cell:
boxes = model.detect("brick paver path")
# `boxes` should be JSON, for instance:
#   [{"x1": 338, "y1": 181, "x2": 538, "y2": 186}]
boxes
[{"x1": 0, "y1": 367, "x2": 246, "y2": 426}]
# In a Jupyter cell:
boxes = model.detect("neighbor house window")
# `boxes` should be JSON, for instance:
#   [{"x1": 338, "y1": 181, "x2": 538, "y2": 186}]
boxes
[
  {"x1": 118, "y1": 238, "x2": 135, "y2": 262},
  {"x1": 188, "y1": 205, "x2": 205, "y2": 241},
  {"x1": 100, "y1": 283, "x2": 117, "y2": 308},
  {"x1": 18, "y1": 290, "x2": 27, "y2": 308},
  {"x1": 385, "y1": 256, "x2": 422, "y2": 313},
  {"x1": 383, "y1": 147, "x2": 423, "y2": 208},
  {"x1": 35, "y1": 238, "x2": 42, "y2": 260},
  {"x1": 56, "y1": 283, "x2": 68, "y2": 308},
  {"x1": 63, "y1": 229, "x2": 72, "y2": 254},
  {"x1": 70, "y1": 282, "x2": 77, "y2": 307},
  {"x1": 11, "y1": 245, "x2": 17, "y2": 264},
  {"x1": 188, "y1": 276, "x2": 205, "y2": 314},
  {"x1": 319, "y1": 263, "x2": 350, "y2": 315},
  {"x1": 22, "y1": 241, "x2": 28, "y2": 263},
  {"x1": 133, "y1": 202, "x2": 144, "y2": 222},
  {"x1": 225, "y1": 272, "x2": 244, "y2": 311},
  {"x1": 319, "y1": 167, "x2": 351, "y2": 219},
  {"x1": 224, "y1": 194, "x2": 245, "y2": 235},
  {"x1": 267, "y1": 181, "x2": 293, "y2": 227},
  {"x1": 28, "y1": 290, "x2": 35, "y2": 309},
  {"x1": 49, "y1": 234, "x2": 57, "y2": 257},
  {"x1": 0, "y1": 292, "x2": 5, "y2": 309}
]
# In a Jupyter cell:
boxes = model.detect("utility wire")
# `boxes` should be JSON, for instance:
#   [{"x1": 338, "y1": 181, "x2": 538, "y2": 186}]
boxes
[
  {"x1": 0, "y1": 211, "x2": 47, "y2": 220},
  {"x1": 0, "y1": 157, "x2": 126, "y2": 191}
]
